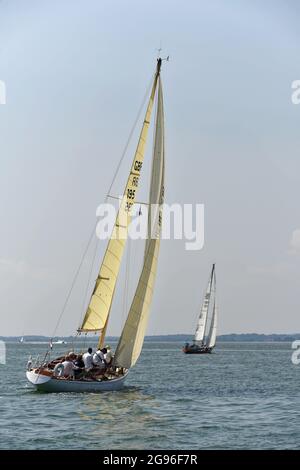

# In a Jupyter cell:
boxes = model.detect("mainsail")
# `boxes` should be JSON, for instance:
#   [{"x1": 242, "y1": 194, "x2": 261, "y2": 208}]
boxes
[
  {"x1": 194, "y1": 264, "x2": 215, "y2": 345},
  {"x1": 114, "y1": 76, "x2": 165, "y2": 369},
  {"x1": 206, "y1": 269, "x2": 217, "y2": 348},
  {"x1": 207, "y1": 301, "x2": 217, "y2": 348},
  {"x1": 78, "y1": 61, "x2": 162, "y2": 341}
]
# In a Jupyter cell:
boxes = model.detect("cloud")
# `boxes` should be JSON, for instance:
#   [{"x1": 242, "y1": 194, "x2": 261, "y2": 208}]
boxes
[
  {"x1": 247, "y1": 263, "x2": 291, "y2": 280},
  {"x1": 288, "y1": 229, "x2": 300, "y2": 255},
  {"x1": 0, "y1": 258, "x2": 53, "y2": 281}
]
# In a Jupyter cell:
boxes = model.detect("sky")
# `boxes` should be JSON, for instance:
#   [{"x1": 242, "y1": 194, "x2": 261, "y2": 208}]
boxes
[{"x1": 0, "y1": 0, "x2": 299, "y2": 337}]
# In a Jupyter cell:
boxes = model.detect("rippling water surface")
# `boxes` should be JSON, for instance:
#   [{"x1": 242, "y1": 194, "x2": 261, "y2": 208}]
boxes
[{"x1": 0, "y1": 341, "x2": 299, "y2": 449}]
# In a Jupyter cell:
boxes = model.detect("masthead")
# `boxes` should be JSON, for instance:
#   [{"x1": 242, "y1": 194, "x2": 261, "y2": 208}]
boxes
[{"x1": 156, "y1": 55, "x2": 169, "y2": 74}]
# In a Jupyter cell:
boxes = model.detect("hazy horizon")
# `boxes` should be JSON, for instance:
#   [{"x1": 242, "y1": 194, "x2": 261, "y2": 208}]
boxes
[
  {"x1": 0, "y1": 0, "x2": 299, "y2": 337},
  {"x1": 2, "y1": 331, "x2": 300, "y2": 338}
]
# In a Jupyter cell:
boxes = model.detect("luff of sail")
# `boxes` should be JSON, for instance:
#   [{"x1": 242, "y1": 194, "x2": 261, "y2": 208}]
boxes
[
  {"x1": 114, "y1": 76, "x2": 165, "y2": 369},
  {"x1": 206, "y1": 266, "x2": 217, "y2": 348},
  {"x1": 194, "y1": 264, "x2": 215, "y2": 345},
  {"x1": 145, "y1": 77, "x2": 164, "y2": 253},
  {"x1": 78, "y1": 62, "x2": 161, "y2": 337}
]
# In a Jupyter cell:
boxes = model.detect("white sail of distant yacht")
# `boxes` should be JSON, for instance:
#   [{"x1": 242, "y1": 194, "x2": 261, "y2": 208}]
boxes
[
  {"x1": 26, "y1": 57, "x2": 166, "y2": 392},
  {"x1": 183, "y1": 264, "x2": 218, "y2": 354},
  {"x1": 207, "y1": 300, "x2": 217, "y2": 349}
]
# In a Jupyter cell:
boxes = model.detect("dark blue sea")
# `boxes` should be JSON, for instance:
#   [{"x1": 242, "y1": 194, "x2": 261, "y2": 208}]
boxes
[{"x1": 0, "y1": 341, "x2": 299, "y2": 449}]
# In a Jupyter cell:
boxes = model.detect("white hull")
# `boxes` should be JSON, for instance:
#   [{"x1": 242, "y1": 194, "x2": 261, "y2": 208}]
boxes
[{"x1": 26, "y1": 370, "x2": 128, "y2": 393}]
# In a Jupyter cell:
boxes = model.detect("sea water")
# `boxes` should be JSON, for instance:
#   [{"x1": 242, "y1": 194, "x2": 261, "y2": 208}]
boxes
[{"x1": 0, "y1": 341, "x2": 299, "y2": 450}]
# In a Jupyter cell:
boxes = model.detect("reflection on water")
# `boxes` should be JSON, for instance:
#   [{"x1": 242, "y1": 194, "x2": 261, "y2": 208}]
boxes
[
  {"x1": 76, "y1": 387, "x2": 165, "y2": 449},
  {"x1": 78, "y1": 387, "x2": 160, "y2": 426}
]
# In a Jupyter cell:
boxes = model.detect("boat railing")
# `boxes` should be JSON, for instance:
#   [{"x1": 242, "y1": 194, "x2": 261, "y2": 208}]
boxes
[{"x1": 28, "y1": 353, "x2": 51, "y2": 370}]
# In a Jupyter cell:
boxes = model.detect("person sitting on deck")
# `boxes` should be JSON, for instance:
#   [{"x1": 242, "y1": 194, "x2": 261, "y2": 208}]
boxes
[
  {"x1": 68, "y1": 352, "x2": 77, "y2": 361},
  {"x1": 92, "y1": 349, "x2": 106, "y2": 370},
  {"x1": 83, "y1": 347, "x2": 93, "y2": 371},
  {"x1": 104, "y1": 345, "x2": 113, "y2": 366},
  {"x1": 61, "y1": 356, "x2": 75, "y2": 379},
  {"x1": 73, "y1": 354, "x2": 85, "y2": 379}
]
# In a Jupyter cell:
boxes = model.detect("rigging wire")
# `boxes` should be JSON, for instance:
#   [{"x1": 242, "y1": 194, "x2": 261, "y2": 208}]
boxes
[
  {"x1": 78, "y1": 236, "x2": 99, "y2": 329},
  {"x1": 105, "y1": 74, "x2": 155, "y2": 199},
  {"x1": 51, "y1": 225, "x2": 97, "y2": 339}
]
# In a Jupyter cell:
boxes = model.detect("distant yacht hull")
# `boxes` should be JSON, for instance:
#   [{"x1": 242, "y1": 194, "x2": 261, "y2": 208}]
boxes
[
  {"x1": 26, "y1": 369, "x2": 128, "y2": 393},
  {"x1": 183, "y1": 345, "x2": 213, "y2": 354}
]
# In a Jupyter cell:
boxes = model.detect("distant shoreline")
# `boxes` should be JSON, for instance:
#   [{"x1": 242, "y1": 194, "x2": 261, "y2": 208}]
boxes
[{"x1": 1, "y1": 333, "x2": 300, "y2": 343}]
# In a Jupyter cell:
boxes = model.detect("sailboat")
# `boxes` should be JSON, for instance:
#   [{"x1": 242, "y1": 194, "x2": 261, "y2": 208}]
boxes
[
  {"x1": 183, "y1": 264, "x2": 217, "y2": 354},
  {"x1": 19, "y1": 336, "x2": 24, "y2": 344},
  {"x1": 26, "y1": 58, "x2": 165, "y2": 392}
]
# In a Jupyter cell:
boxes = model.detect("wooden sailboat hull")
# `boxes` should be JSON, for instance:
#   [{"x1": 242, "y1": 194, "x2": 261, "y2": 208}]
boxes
[{"x1": 26, "y1": 370, "x2": 128, "y2": 393}]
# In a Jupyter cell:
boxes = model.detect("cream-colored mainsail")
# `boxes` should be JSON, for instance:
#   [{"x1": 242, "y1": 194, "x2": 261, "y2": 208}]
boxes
[
  {"x1": 78, "y1": 63, "x2": 161, "y2": 341},
  {"x1": 114, "y1": 76, "x2": 165, "y2": 369}
]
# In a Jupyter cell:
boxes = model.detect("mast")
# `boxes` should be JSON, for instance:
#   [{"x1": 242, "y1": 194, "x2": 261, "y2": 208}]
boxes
[
  {"x1": 78, "y1": 60, "x2": 162, "y2": 345},
  {"x1": 194, "y1": 264, "x2": 215, "y2": 346},
  {"x1": 113, "y1": 72, "x2": 165, "y2": 369}
]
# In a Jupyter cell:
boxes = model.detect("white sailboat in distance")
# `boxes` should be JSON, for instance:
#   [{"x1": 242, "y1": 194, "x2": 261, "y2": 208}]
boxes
[
  {"x1": 26, "y1": 57, "x2": 166, "y2": 392},
  {"x1": 183, "y1": 264, "x2": 217, "y2": 354}
]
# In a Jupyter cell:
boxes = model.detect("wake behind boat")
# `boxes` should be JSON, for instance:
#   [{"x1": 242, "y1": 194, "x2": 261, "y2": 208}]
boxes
[
  {"x1": 183, "y1": 264, "x2": 217, "y2": 354},
  {"x1": 26, "y1": 57, "x2": 166, "y2": 392}
]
